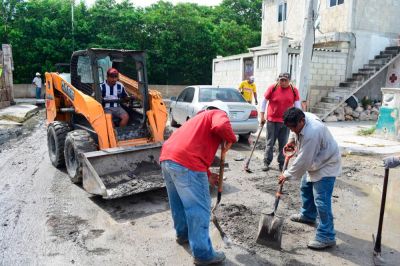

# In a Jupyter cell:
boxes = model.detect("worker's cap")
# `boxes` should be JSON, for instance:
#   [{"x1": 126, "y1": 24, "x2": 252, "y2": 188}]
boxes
[
  {"x1": 35, "y1": 72, "x2": 41, "y2": 76},
  {"x1": 201, "y1": 100, "x2": 230, "y2": 115},
  {"x1": 107, "y1": 68, "x2": 119, "y2": 77},
  {"x1": 278, "y1": 72, "x2": 290, "y2": 80},
  {"x1": 249, "y1": 76, "x2": 255, "y2": 82}
]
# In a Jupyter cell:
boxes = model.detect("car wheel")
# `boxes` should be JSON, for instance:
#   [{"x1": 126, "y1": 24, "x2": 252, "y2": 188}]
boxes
[
  {"x1": 169, "y1": 109, "x2": 178, "y2": 127},
  {"x1": 239, "y1": 133, "x2": 251, "y2": 143}
]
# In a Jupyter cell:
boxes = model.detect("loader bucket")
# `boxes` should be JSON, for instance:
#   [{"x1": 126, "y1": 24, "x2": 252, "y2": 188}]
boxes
[{"x1": 81, "y1": 142, "x2": 164, "y2": 199}]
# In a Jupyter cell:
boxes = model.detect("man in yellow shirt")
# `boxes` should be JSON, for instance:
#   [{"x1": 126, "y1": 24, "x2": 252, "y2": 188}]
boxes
[{"x1": 238, "y1": 76, "x2": 258, "y2": 105}]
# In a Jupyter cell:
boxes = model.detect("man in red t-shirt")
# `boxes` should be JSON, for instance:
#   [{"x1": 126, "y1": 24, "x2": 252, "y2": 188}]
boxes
[
  {"x1": 260, "y1": 72, "x2": 301, "y2": 171},
  {"x1": 160, "y1": 100, "x2": 236, "y2": 265}
]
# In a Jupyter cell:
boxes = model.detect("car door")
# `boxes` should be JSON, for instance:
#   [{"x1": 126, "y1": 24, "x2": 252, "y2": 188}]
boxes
[
  {"x1": 182, "y1": 87, "x2": 195, "y2": 121},
  {"x1": 172, "y1": 89, "x2": 187, "y2": 124}
]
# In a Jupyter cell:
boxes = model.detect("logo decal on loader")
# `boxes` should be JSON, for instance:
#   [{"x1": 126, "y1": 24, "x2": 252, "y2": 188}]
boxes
[{"x1": 62, "y1": 81, "x2": 75, "y2": 100}]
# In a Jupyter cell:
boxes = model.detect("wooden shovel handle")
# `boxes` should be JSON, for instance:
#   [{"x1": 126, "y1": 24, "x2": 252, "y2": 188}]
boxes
[{"x1": 217, "y1": 145, "x2": 226, "y2": 193}]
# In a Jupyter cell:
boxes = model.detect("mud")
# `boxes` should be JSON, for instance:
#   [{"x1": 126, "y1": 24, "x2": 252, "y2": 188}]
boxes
[
  {"x1": 1, "y1": 113, "x2": 400, "y2": 265},
  {"x1": 0, "y1": 109, "x2": 43, "y2": 146},
  {"x1": 101, "y1": 161, "x2": 164, "y2": 199},
  {"x1": 218, "y1": 204, "x2": 259, "y2": 249}
]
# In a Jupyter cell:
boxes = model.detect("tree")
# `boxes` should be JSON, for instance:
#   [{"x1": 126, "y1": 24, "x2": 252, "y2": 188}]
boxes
[
  {"x1": 142, "y1": 2, "x2": 218, "y2": 84},
  {"x1": 0, "y1": 0, "x2": 263, "y2": 84}
]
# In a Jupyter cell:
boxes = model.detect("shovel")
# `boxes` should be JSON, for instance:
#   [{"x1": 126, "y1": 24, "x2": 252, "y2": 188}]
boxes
[
  {"x1": 244, "y1": 123, "x2": 264, "y2": 173},
  {"x1": 211, "y1": 145, "x2": 232, "y2": 247},
  {"x1": 256, "y1": 147, "x2": 296, "y2": 249},
  {"x1": 372, "y1": 168, "x2": 389, "y2": 265}
]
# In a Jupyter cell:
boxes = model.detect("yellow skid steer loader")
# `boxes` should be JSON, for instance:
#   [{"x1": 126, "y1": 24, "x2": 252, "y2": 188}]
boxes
[{"x1": 45, "y1": 48, "x2": 167, "y2": 199}]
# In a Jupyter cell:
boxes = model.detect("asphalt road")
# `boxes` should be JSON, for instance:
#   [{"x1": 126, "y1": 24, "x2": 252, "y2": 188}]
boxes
[{"x1": 1, "y1": 114, "x2": 400, "y2": 265}]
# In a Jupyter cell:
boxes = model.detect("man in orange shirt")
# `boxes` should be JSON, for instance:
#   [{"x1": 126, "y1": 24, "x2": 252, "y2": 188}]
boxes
[{"x1": 160, "y1": 101, "x2": 236, "y2": 265}]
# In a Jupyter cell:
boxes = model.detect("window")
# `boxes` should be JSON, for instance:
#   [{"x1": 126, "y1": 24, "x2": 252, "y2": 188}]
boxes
[
  {"x1": 183, "y1": 88, "x2": 195, "y2": 103},
  {"x1": 329, "y1": 0, "x2": 344, "y2": 7},
  {"x1": 199, "y1": 88, "x2": 246, "y2": 103},
  {"x1": 278, "y1": 2, "x2": 287, "y2": 22},
  {"x1": 177, "y1": 90, "x2": 187, "y2": 102}
]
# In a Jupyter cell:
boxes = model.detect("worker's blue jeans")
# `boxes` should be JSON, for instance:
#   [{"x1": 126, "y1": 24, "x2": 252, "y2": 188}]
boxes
[
  {"x1": 161, "y1": 160, "x2": 216, "y2": 261},
  {"x1": 35, "y1": 86, "x2": 41, "y2": 99},
  {"x1": 300, "y1": 175, "x2": 336, "y2": 243}
]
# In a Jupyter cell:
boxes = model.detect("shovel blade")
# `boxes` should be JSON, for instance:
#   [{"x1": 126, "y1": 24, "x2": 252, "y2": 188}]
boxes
[{"x1": 256, "y1": 213, "x2": 284, "y2": 249}]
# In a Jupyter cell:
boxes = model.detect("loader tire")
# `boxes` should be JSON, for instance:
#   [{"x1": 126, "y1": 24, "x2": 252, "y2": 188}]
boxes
[
  {"x1": 47, "y1": 122, "x2": 71, "y2": 168},
  {"x1": 64, "y1": 130, "x2": 97, "y2": 184}
]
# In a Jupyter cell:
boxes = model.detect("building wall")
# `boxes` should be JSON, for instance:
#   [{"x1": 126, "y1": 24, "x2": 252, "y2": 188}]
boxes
[
  {"x1": 309, "y1": 51, "x2": 347, "y2": 87},
  {"x1": 212, "y1": 49, "x2": 348, "y2": 105},
  {"x1": 261, "y1": 0, "x2": 305, "y2": 45},
  {"x1": 212, "y1": 56, "x2": 244, "y2": 88},
  {"x1": 353, "y1": 0, "x2": 400, "y2": 34},
  {"x1": 316, "y1": 0, "x2": 350, "y2": 36}
]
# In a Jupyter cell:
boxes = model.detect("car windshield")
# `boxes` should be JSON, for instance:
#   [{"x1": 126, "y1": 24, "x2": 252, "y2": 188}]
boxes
[{"x1": 199, "y1": 88, "x2": 246, "y2": 103}]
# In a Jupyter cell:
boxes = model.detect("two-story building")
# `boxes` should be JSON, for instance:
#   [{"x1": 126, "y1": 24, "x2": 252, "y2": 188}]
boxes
[{"x1": 212, "y1": 0, "x2": 400, "y2": 119}]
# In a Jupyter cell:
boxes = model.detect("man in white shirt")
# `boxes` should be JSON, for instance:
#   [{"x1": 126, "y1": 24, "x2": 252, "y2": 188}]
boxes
[
  {"x1": 101, "y1": 68, "x2": 130, "y2": 127},
  {"x1": 278, "y1": 107, "x2": 341, "y2": 250},
  {"x1": 32, "y1": 72, "x2": 42, "y2": 99}
]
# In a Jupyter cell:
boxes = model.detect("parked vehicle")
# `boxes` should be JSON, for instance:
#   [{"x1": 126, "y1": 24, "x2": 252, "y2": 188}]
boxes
[{"x1": 169, "y1": 85, "x2": 259, "y2": 140}]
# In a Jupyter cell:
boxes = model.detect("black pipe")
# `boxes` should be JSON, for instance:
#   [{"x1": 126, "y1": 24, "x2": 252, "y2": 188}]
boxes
[{"x1": 374, "y1": 168, "x2": 389, "y2": 253}]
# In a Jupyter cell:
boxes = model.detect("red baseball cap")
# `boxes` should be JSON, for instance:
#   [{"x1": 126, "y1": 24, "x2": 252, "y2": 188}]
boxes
[{"x1": 107, "y1": 68, "x2": 119, "y2": 76}]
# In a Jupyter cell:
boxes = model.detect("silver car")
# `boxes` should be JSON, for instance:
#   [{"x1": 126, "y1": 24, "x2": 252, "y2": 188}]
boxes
[{"x1": 169, "y1": 86, "x2": 259, "y2": 139}]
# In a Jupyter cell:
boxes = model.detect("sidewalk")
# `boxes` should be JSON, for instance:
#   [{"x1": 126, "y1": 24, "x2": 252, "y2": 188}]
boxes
[{"x1": 254, "y1": 121, "x2": 400, "y2": 156}]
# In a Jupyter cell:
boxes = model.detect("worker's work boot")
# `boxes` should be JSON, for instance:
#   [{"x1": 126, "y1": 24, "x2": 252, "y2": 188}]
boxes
[
  {"x1": 176, "y1": 236, "x2": 189, "y2": 245},
  {"x1": 307, "y1": 239, "x2": 336, "y2": 250},
  {"x1": 261, "y1": 163, "x2": 270, "y2": 172},
  {"x1": 194, "y1": 251, "x2": 226, "y2": 265},
  {"x1": 290, "y1": 214, "x2": 315, "y2": 225}
]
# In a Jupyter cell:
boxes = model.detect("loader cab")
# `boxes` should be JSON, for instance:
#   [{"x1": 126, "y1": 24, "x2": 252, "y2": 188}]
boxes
[{"x1": 70, "y1": 48, "x2": 150, "y2": 138}]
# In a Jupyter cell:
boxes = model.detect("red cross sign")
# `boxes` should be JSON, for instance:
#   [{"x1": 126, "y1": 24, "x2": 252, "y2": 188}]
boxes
[{"x1": 389, "y1": 73, "x2": 398, "y2": 83}]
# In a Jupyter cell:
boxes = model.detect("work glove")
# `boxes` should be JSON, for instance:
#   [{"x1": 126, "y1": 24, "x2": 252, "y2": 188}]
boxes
[{"x1": 383, "y1": 156, "x2": 400, "y2": 169}]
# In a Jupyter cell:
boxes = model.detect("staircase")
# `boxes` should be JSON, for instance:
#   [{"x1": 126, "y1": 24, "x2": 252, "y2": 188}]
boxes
[{"x1": 310, "y1": 46, "x2": 400, "y2": 120}]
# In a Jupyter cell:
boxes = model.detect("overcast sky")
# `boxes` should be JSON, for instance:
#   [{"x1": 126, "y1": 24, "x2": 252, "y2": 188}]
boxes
[{"x1": 83, "y1": 0, "x2": 223, "y2": 7}]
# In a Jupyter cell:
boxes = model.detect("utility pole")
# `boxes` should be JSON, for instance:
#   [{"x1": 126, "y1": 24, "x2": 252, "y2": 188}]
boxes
[{"x1": 296, "y1": 0, "x2": 318, "y2": 109}]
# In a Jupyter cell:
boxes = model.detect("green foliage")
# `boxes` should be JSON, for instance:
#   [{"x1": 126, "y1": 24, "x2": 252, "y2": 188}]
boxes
[
  {"x1": 1, "y1": 0, "x2": 263, "y2": 84},
  {"x1": 357, "y1": 126, "x2": 376, "y2": 136}
]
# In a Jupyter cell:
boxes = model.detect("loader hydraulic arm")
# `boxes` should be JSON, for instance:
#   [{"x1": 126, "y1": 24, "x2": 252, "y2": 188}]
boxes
[{"x1": 46, "y1": 72, "x2": 112, "y2": 149}]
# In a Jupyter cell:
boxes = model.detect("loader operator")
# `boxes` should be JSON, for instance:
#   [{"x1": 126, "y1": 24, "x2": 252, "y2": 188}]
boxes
[
  {"x1": 160, "y1": 100, "x2": 236, "y2": 265},
  {"x1": 101, "y1": 68, "x2": 130, "y2": 127},
  {"x1": 278, "y1": 107, "x2": 341, "y2": 250}
]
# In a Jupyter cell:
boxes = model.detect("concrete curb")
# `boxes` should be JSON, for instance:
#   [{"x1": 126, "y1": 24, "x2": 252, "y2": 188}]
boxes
[
  {"x1": 0, "y1": 104, "x2": 39, "y2": 123},
  {"x1": 250, "y1": 121, "x2": 400, "y2": 156}
]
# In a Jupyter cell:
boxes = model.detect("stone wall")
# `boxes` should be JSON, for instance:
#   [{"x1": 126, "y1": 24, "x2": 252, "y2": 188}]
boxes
[{"x1": 0, "y1": 44, "x2": 14, "y2": 109}]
